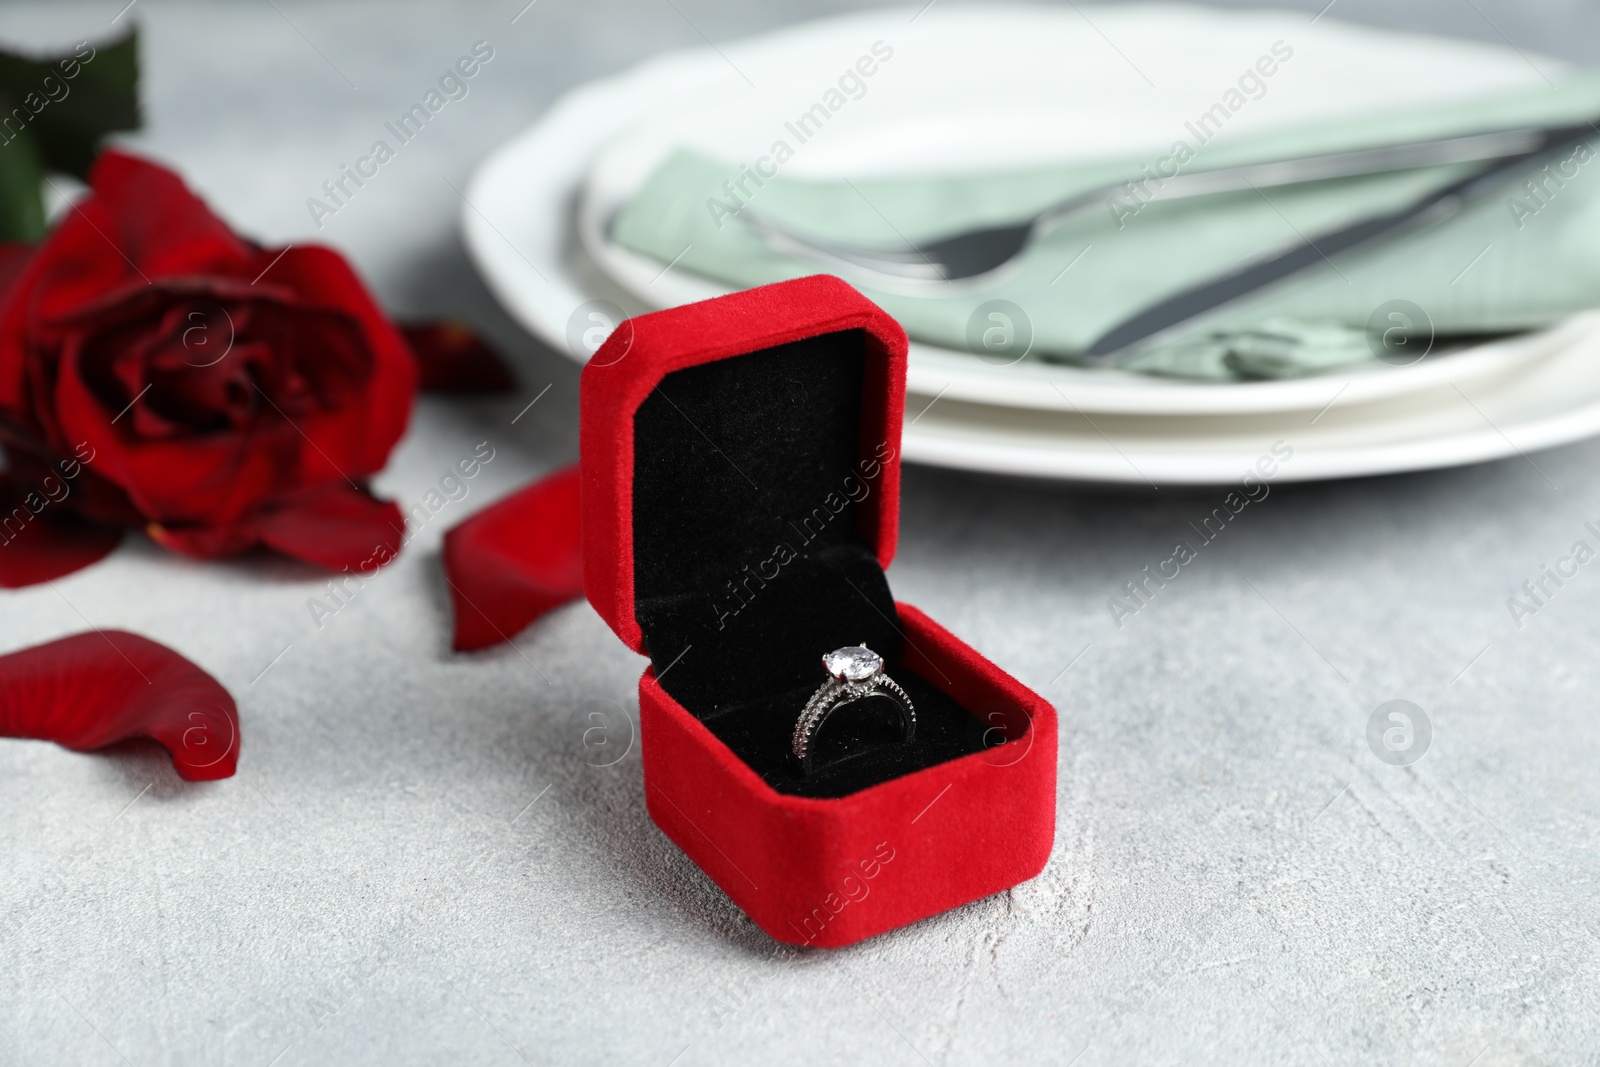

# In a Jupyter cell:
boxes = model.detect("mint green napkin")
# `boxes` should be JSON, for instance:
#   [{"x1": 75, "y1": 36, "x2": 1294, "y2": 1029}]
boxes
[{"x1": 611, "y1": 74, "x2": 1600, "y2": 380}]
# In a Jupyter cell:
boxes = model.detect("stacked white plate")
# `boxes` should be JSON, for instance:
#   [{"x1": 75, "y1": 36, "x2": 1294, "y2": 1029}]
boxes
[{"x1": 462, "y1": 3, "x2": 1600, "y2": 484}]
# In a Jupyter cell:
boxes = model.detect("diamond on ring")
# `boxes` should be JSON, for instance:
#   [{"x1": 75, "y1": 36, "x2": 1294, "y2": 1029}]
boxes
[{"x1": 823, "y1": 645, "x2": 883, "y2": 683}]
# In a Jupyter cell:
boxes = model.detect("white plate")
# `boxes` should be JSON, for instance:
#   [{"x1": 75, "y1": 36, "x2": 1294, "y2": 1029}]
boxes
[
  {"x1": 461, "y1": 4, "x2": 1599, "y2": 482},
  {"x1": 575, "y1": 2, "x2": 1567, "y2": 415}
]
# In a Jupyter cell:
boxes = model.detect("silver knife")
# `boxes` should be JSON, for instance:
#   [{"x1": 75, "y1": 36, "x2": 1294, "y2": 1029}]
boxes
[{"x1": 1082, "y1": 120, "x2": 1600, "y2": 361}]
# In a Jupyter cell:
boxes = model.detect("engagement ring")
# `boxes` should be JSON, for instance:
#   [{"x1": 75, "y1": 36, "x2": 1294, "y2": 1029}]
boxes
[{"x1": 792, "y1": 644, "x2": 915, "y2": 775}]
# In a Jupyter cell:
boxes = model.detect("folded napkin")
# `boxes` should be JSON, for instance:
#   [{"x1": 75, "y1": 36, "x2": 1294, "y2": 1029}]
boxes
[{"x1": 611, "y1": 73, "x2": 1600, "y2": 380}]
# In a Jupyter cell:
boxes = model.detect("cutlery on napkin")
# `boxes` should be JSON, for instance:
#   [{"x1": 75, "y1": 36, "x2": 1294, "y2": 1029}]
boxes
[{"x1": 610, "y1": 72, "x2": 1600, "y2": 381}]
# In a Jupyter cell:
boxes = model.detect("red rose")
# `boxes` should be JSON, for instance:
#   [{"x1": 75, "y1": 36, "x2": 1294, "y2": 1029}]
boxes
[{"x1": 0, "y1": 150, "x2": 417, "y2": 582}]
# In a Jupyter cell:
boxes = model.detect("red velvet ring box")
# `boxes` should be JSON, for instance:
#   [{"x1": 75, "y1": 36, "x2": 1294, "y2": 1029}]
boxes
[{"x1": 580, "y1": 275, "x2": 1057, "y2": 948}]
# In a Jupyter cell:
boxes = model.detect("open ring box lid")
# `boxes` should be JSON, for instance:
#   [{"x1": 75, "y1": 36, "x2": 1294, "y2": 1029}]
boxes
[{"x1": 581, "y1": 275, "x2": 1057, "y2": 947}]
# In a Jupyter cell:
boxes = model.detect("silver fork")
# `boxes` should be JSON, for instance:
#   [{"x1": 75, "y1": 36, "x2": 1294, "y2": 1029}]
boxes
[{"x1": 738, "y1": 125, "x2": 1556, "y2": 286}]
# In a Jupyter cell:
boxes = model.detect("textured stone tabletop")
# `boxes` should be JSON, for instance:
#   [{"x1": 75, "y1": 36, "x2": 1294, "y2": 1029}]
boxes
[{"x1": 3, "y1": 1, "x2": 1600, "y2": 1064}]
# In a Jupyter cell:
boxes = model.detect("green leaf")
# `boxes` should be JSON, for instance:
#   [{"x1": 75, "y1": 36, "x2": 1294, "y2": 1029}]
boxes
[
  {"x1": 0, "y1": 27, "x2": 141, "y2": 240},
  {"x1": 0, "y1": 27, "x2": 141, "y2": 179}
]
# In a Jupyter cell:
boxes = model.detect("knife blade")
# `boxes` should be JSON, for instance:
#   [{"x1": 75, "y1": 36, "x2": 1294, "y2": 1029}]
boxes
[{"x1": 1082, "y1": 120, "x2": 1600, "y2": 362}]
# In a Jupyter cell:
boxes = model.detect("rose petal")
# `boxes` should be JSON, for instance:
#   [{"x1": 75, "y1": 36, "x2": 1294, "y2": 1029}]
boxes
[
  {"x1": 0, "y1": 629, "x2": 239, "y2": 781},
  {"x1": 399, "y1": 321, "x2": 517, "y2": 394},
  {"x1": 0, "y1": 471, "x2": 123, "y2": 587},
  {"x1": 253, "y1": 483, "x2": 405, "y2": 572},
  {"x1": 443, "y1": 463, "x2": 583, "y2": 652},
  {"x1": 84, "y1": 150, "x2": 255, "y2": 278}
]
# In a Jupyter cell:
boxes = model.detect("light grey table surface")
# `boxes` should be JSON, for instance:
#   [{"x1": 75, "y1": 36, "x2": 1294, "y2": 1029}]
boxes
[{"x1": 3, "y1": 1, "x2": 1600, "y2": 1064}]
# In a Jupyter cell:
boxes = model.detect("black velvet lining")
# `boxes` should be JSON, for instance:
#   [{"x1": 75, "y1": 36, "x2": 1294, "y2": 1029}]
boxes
[{"x1": 632, "y1": 330, "x2": 984, "y2": 798}]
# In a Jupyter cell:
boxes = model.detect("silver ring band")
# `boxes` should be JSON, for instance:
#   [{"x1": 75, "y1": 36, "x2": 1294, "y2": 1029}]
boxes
[{"x1": 792, "y1": 645, "x2": 916, "y2": 775}]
